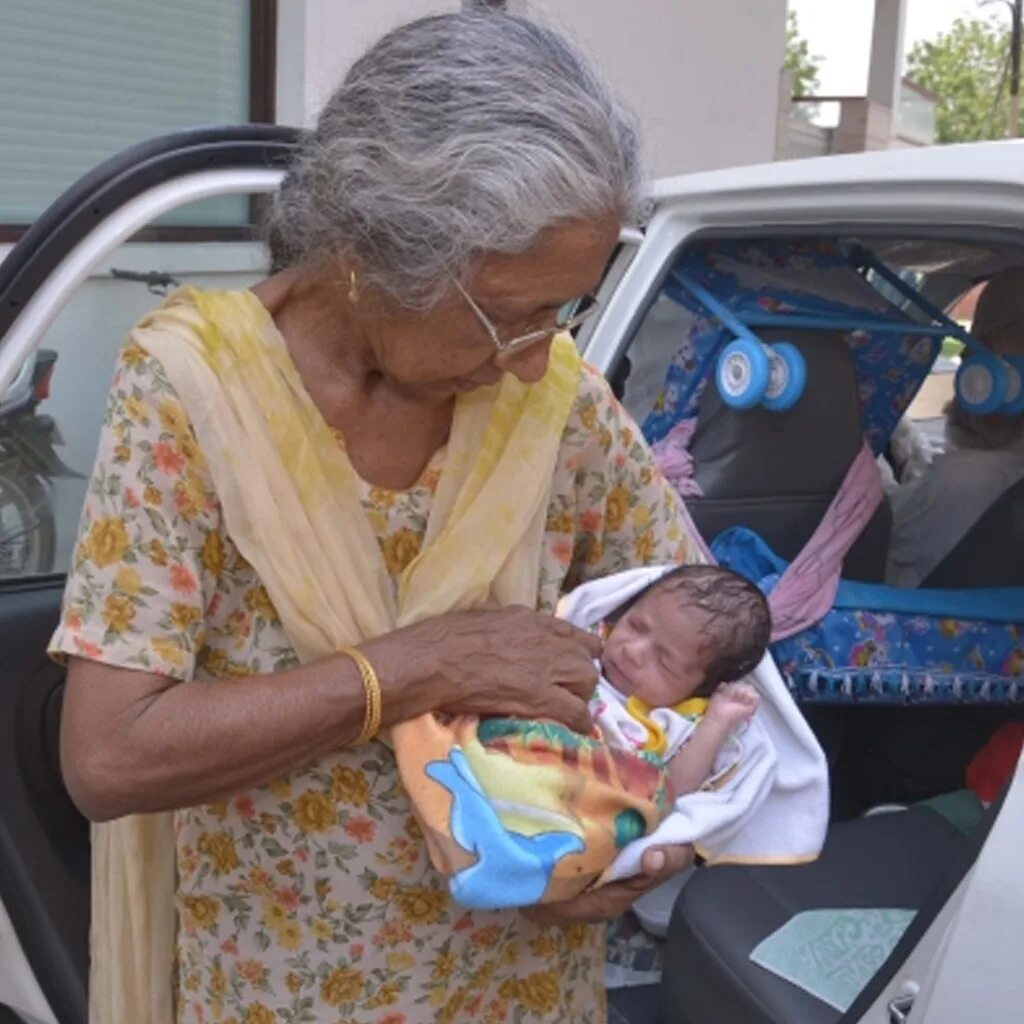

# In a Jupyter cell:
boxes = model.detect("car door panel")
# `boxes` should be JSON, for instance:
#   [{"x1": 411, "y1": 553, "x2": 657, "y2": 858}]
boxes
[
  {"x1": 0, "y1": 578, "x2": 82, "y2": 1024},
  {"x1": 0, "y1": 126, "x2": 297, "y2": 1024},
  {"x1": 0, "y1": 126, "x2": 296, "y2": 337}
]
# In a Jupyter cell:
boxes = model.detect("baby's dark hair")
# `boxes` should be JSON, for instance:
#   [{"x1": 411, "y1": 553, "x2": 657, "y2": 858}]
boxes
[{"x1": 615, "y1": 564, "x2": 772, "y2": 694}]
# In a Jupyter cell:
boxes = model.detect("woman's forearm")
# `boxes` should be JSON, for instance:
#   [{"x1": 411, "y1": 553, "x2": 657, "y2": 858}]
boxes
[
  {"x1": 63, "y1": 607, "x2": 600, "y2": 822},
  {"x1": 62, "y1": 636, "x2": 443, "y2": 821}
]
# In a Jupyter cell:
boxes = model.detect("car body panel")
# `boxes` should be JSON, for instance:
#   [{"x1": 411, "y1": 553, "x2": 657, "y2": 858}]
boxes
[{"x1": 582, "y1": 141, "x2": 1024, "y2": 376}]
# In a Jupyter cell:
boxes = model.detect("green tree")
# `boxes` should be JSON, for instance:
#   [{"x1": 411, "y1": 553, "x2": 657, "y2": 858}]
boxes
[
  {"x1": 906, "y1": 16, "x2": 1013, "y2": 143},
  {"x1": 785, "y1": 10, "x2": 822, "y2": 97}
]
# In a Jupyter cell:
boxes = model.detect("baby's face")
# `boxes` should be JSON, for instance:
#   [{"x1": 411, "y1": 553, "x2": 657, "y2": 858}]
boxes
[{"x1": 600, "y1": 587, "x2": 708, "y2": 707}]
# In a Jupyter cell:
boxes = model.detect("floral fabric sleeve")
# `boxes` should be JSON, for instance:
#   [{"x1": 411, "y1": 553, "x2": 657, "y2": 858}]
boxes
[
  {"x1": 557, "y1": 364, "x2": 699, "y2": 592},
  {"x1": 48, "y1": 342, "x2": 228, "y2": 680}
]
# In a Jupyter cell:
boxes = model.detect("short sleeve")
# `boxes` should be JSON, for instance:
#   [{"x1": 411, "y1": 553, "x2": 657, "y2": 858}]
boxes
[
  {"x1": 48, "y1": 342, "x2": 225, "y2": 679},
  {"x1": 559, "y1": 365, "x2": 700, "y2": 590}
]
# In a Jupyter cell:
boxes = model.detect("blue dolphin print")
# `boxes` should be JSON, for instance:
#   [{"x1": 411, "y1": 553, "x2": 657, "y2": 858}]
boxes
[{"x1": 424, "y1": 748, "x2": 584, "y2": 910}]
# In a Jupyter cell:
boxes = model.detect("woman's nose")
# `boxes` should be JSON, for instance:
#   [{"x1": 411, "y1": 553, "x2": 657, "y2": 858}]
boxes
[{"x1": 498, "y1": 338, "x2": 553, "y2": 384}]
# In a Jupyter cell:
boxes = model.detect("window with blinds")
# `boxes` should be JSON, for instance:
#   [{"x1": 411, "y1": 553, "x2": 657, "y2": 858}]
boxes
[{"x1": 0, "y1": 0, "x2": 271, "y2": 232}]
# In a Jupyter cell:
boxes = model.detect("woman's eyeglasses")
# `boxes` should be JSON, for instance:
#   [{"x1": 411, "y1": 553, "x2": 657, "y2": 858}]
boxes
[{"x1": 451, "y1": 277, "x2": 600, "y2": 357}]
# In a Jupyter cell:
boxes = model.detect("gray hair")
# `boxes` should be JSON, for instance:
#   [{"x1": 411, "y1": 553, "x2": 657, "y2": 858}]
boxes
[{"x1": 263, "y1": 9, "x2": 647, "y2": 308}]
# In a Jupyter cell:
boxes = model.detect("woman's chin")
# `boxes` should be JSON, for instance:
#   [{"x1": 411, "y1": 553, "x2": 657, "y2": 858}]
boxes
[
  {"x1": 391, "y1": 373, "x2": 498, "y2": 401},
  {"x1": 451, "y1": 374, "x2": 505, "y2": 394}
]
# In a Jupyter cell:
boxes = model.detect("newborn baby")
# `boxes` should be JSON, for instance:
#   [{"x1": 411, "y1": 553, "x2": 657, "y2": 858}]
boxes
[
  {"x1": 590, "y1": 564, "x2": 772, "y2": 799},
  {"x1": 419, "y1": 563, "x2": 819, "y2": 913}
]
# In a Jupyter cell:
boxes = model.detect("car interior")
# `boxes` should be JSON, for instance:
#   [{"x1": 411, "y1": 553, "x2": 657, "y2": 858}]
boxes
[
  {"x1": 1, "y1": 133, "x2": 1023, "y2": 1024},
  {"x1": 604, "y1": 233, "x2": 1024, "y2": 1023}
]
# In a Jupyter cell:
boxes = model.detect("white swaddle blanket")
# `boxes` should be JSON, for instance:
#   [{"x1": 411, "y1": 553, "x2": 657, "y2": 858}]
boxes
[{"x1": 558, "y1": 565, "x2": 829, "y2": 881}]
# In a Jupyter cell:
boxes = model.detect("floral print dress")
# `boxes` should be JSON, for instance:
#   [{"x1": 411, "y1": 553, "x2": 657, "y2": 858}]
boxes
[{"x1": 51, "y1": 340, "x2": 696, "y2": 1024}]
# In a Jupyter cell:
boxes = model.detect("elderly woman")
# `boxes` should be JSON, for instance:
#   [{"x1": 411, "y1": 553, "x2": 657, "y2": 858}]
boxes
[
  {"x1": 887, "y1": 267, "x2": 1024, "y2": 588},
  {"x1": 54, "y1": 11, "x2": 698, "y2": 1024}
]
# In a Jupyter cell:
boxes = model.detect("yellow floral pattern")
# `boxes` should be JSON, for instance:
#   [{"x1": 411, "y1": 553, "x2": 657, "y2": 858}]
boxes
[{"x1": 50, "y1": 347, "x2": 695, "y2": 1024}]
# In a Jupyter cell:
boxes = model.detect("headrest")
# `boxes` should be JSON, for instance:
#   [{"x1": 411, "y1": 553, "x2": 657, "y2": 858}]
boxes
[
  {"x1": 974, "y1": 267, "x2": 1024, "y2": 340},
  {"x1": 691, "y1": 330, "x2": 862, "y2": 499}
]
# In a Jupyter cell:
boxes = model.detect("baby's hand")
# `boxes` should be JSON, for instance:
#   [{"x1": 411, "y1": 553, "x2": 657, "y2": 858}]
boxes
[{"x1": 706, "y1": 681, "x2": 760, "y2": 728}]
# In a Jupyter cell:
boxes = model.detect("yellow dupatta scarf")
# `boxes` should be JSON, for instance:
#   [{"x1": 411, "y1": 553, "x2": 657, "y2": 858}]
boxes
[{"x1": 89, "y1": 287, "x2": 583, "y2": 1024}]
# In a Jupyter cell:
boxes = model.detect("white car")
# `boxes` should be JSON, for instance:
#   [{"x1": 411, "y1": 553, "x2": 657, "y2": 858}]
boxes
[{"x1": 0, "y1": 130, "x2": 1022, "y2": 1024}]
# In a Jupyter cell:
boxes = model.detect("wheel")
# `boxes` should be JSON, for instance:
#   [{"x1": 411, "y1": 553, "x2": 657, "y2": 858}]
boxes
[
  {"x1": 1000, "y1": 355, "x2": 1024, "y2": 415},
  {"x1": 955, "y1": 353, "x2": 1007, "y2": 415},
  {"x1": 0, "y1": 462, "x2": 57, "y2": 577},
  {"x1": 763, "y1": 342, "x2": 807, "y2": 411},
  {"x1": 716, "y1": 338, "x2": 770, "y2": 410}
]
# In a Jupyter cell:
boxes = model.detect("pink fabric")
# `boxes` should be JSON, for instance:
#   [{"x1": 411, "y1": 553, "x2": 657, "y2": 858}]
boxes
[
  {"x1": 652, "y1": 418, "x2": 704, "y2": 498},
  {"x1": 680, "y1": 493, "x2": 714, "y2": 564},
  {"x1": 655, "y1": 415, "x2": 881, "y2": 639},
  {"x1": 767, "y1": 443, "x2": 885, "y2": 641}
]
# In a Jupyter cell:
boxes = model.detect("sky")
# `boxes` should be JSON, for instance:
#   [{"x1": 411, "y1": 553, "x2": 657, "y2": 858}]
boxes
[{"x1": 787, "y1": 0, "x2": 1004, "y2": 95}]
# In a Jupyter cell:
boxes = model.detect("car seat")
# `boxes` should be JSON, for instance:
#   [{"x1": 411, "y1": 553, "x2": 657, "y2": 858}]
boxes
[
  {"x1": 923, "y1": 476, "x2": 1024, "y2": 588},
  {"x1": 658, "y1": 797, "x2": 994, "y2": 1024},
  {"x1": 685, "y1": 330, "x2": 892, "y2": 582}
]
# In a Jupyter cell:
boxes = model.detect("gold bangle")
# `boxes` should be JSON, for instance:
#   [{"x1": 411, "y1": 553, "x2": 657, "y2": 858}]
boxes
[{"x1": 341, "y1": 645, "x2": 382, "y2": 745}]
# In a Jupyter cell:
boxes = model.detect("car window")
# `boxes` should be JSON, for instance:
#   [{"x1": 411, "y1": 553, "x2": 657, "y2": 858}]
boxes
[
  {"x1": 616, "y1": 292, "x2": 689, "y2": 427},
  {"x1": 0, "y1": 201, "x2": 269, "y2": 580},
  {"x1": 902, "y1": 338, "x2": 958, "y2": 453},
  {"x1": 902, "y1": 284, "x2": 980, "y2": 454}
]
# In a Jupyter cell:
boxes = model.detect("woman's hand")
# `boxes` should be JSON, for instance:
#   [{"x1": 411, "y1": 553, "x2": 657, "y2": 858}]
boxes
[
  {"x1": 520, "y1": 844, "x2": 695, "y2": 926},
  {"x1": 363, "y1": 606, "x2": 602, "y2": 734}
]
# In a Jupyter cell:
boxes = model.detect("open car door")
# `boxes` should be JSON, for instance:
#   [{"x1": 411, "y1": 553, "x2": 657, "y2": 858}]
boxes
[{"x1": 0, "y1": 125, "x2": 295, "y2": 1024}]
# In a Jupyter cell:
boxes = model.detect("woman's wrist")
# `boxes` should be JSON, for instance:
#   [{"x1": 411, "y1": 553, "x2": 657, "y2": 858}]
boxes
[
  {"x1": 352, "y1": 633, "x2": 450, "y2": 727},
  {"x1": 340, "y1": 646, "x2": 383, "y2": 743}
]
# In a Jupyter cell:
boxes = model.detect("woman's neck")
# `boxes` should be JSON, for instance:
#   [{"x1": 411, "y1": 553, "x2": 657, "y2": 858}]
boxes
[
  {"x1": 255, "y1": 268, "x2": 376, "y2": 390},
  {"x1": 251, "y1": 268, "x2": 455, "y2": 490}
]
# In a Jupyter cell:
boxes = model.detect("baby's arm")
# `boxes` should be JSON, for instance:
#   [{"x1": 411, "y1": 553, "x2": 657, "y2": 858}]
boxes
[{"x1": 667, "y1": 682, "x2": 760, "y2": 797}]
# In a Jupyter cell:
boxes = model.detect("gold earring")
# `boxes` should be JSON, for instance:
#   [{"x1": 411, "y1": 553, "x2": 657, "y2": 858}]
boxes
[{"x1": 348, "y1": 270, "x2": 359, "y2": 304}]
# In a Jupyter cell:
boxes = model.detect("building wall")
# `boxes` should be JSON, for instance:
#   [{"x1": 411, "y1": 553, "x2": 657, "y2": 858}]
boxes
[
  {"x1": 277, "y1": 0, "x2": 788, "y2": 179},
  {"x1": 276, "y1": 1, "x2": 458, "y2": 129},
  {"x1": 529, "y1": 0, "x2": 788, "y2": 177}
]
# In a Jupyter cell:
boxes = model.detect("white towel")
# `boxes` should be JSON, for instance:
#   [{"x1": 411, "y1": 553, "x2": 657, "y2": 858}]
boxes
[{"x1": 558, "y1": 565, "x2": 829, "y2": 880}]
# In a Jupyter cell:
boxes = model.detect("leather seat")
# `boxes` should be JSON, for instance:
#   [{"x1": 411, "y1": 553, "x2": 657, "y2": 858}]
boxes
[
  {"x1": 922, "y1": 476, "x2": 1024, "y2": 588},
  {"x1": 658, "y1": 806, "x2": 973, "y2": 1024},
  {"x1": 685, "y1": 330, "x2": 892, "y2": 583}
]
